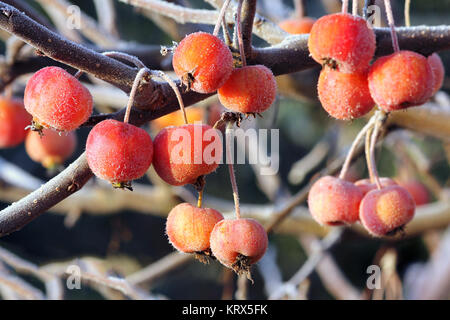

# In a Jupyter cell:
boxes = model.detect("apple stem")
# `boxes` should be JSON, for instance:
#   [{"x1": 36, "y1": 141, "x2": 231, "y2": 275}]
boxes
[
  {"x1": 342, "y1": 0, "x2": 349, "y2": 13},
  {"x1": 236, "y1": 0, "x2": 246, "y2": 67},
  {"x1": 197, "y1": 190, "x2": 203, "y2": 208},
  {"x1": 365, "y1": 111, "x2": 385, "y2": 189},
  {"x1": 294, "y1": 0, "x2": 305, "y2": 19},
  {"x1": 213, "y1": 0, "x2": 232, "y2": 37},
  {"x1": 150, "y1": 70, "x2": 187, "y2": 124},
  {"x1": 73, "y1": 70, "x2": 83, "y2": 79},
  {"x1": 339, "y1": 115, "x2": 377, "y2": 180},
  {"x1": 226, "y1": 121, "x2": 241, "y2": 220},
  {"x1": 222, "y1": 16, "x2": 232, "y2": 46},
  {"x1": 404, "y1": 0, "x2": 411, "y2": 27},
  {"x1": 124, "y1": 67, "x2": 148, "y2": 124},
  {"x1": 352, "y1": 0, "x2": 358, "y2": 15},
  {"x1": 384, "y1": 0, "x2": 400, "y2": 52},
  {"x1": 102, "y1": 51, "x2": 146, "y2": 69}
]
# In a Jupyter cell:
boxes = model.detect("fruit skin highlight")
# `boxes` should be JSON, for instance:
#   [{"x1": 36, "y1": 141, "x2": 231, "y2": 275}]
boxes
[
  {"x1": 25, "y1": 129, "x2": 77, "y2": 168},
  {"x1": 166, "y1": 203, "x2": 224, "y2": 254},
  {"x1": 318, "y1": 68, "x2": 374, "y2": 120},
  {"x1": 308, "y1": 13, "x2": 376, "y2": 73},
  {"x1": 0, "y1": 97, "x2": 32, "y2": 148},
  {"x1": 279, "y1": 17, "x2": 316, "y2": 34},
  {"x1": 359, "y1": 185, "x2": 416, "y2": 237},
  {"x1": 218, "y1": 65, "x2": 277, "y2": 114},
  {"x1": 428, "y1": 53, "x2": 445, "y2": 95},
  {"x1": 24, "y1": 66, "x2": 93, "y2": 131},
  {"x1": 152, "y1": 123, "x2": 222, "y2": 186},
  {"x1": 86, "y1": 119, "x2": 153, "y2": 185},
  {"x1": 308, "y1": 176, "x2": 364, "y2": 225},
  {"x1": 368, "y1": 51, "x2": 434, "y2": 112},
  {"x1": 172, "y1": 32, "x2": 233, "y2": 94},
  {"x1": 210, "y1": 218, "x2": 268, "y2": 273}
]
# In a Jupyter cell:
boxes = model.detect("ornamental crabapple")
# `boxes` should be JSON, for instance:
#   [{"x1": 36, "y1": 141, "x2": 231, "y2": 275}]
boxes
[
  {"x1": 152, "y1": 123, "x2": 222, "y2": 186},
  {"x1": 166, "y1": 203, "x2": 224, "y2": 255},
  {"x1": 209, "y1": 218, "x2": 268, "y2": 275},
  {"x1": 172, "y1": 32, "x2": 233, "y2": 94},
  {"x1": 308, "y1": 175, "x2": 364, "y2": 225},
  {"x1": 0, "y1": 96, "x2": 31, "y2": 148},
  {"x1": 368, "y1": 51, "x2": 434, "y2": 112},
  {"x1": 217, "y1": 65, "x2": 277, "y2": 114},
  {"x1": 24, "y1": 66, "x2": 93, "y2": 131},
  {"x1": 25, "y1": 129, "x2": 77, "y2": 168},
  {"x1": 318, "y1": 68, "x2": 374, "y2": 120},
  {"x1": 86, "y1": 119, "x2": 153, "y2": 189},
  {"x1": 308, "y1": 13, "x2": 376, "y2": 73}
]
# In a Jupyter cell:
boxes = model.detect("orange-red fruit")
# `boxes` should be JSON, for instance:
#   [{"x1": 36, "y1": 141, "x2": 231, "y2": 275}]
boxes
[
  {"x1": 399, "y1": 180, "x2": 430, "y2": 206},
  {"x1": 166, "y1": 203, "x2": 224, "y2": 253},
  {"x1": 218, "y1": 65, "x2": 277, "y2": 114},
  {"x1": 355, "y1": 177, "x2": 397, "y2": 196},
  {"x1": 359, "y1": 185, "x2": 415, "y2": 236},
  {"x1": 308, "y1": 13, "x2": 376, "y2": 73},
  {"x1": 308, "y1": 176, "x2": 364, "y2": 225},
  {"x1": 318, "y1": 68, "x2": 374, "y2": 120},
  {"x1": 25, "y1": 129, "x2": 77, "y2": 168},
  {"x1": 86, "y1": 119, "x2": 153, "y2": 184},
  {"x1": 172, "y1": 32, "x2": 233, "y2": 94},
  {"x1": 428, "y1": 53, "x2": 445, "y2": 95},
  {"x1": 279, "y1": 17, "x2": 316, "y2": 34},
  {"x1": 0, "y1": 97, "x2": 31, "y2": 148},
  {"x1": 24, "y1": 66, "x2": 93, "y2": 131},
  {"x1": 152, "y1": 124, "x2": 222, "y2": 186},
  {"x1": 368, "y1": 51, "x2": 434, "y2": 112},
  {"x1": 210, "y1": 218, "x2": 268, "y2": 270}
]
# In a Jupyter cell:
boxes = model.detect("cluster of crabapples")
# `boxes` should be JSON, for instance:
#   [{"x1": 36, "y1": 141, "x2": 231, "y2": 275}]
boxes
[
  {"x1": 306, "y1": 11, "x2": 444, "y2": 237},
  {"x1": 0, "y1": 29, "x2": 276, "y2": 274},
  {"x1": 308, "y1": 13, "x2": 444, "y2": 120}
]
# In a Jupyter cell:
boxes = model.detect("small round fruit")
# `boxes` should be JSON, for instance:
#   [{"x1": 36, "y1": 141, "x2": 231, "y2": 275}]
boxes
[
  {"x1": 399, "y1": 180, "x2": 430, "y2": 206},
  {"x1": 86, "y1": 119, "x2": 153, "y2": 188},
  {"x1": 210, "y1": 218, "x2": 268, "y2": 274},
  {"x1": 308, "y1": 13, "x2": 376, "y2": 73},
  {"x1": 152, "y1": 107, "x2": 204, "y2": 132},
  {"x1": 166, "y1": 203, "x2": 224, "y2": 254},
  {"x1": 172, "y1": 32, "x2": 233, "y2": 94},
  {"x1": 152, "y1": 124, "x2": 222, "y2": 186},
  {"x1": 218, "y1": 65, "x2": 277, "y2": 114},
  {"x1": 0, "y1": 97, "x2": 31, "y2": 148},
  {"x1": 279, "y1": 17, "x2": 316, "y2": 34},
  {"x1": 318, "y1": 68, "x2": 374, "y2": 120},
  {"x1": 368, "y1": 51, "x2": 434, "y2": 112},
  {"x1": 359, "y1": 185, "x2": 415, "y2": 237},
  {"x1": 355, "y1": 177, "x2": 397, "y2": 196},
  {"x1": 308, "y1": 176, "x2": 364, "y2": 225},
  {"x1": 25, "y1": 129, "x2": 77, "y2": 168},
  {"x1": 24, "y1": 67, "x2": 93, "y2": 131},
  {"x1": 428, "y1": 53, "x2": 445, "y2": 96}
]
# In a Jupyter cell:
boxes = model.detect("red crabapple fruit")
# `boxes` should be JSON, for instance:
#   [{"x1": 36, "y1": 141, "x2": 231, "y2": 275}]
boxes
[
  {"x1": 166, "y1": 203, "x2": 224, "y2": 255},
  {"x1": 0, "y1": 96, "x2": 31, "y2": 148},
  {"x1": 368, "y1": 51, "x2": 434, "y2": 112},
  {"x1": 428, "y1": 53, "x2": 445, "y2": 96},
  {"x1": 152, "y1": 123, "x2": 222, "y2": 186},
  {"x1": 359, "y1": 185, "x2": 415, "y2": 237},
  {"x1": 25, "y1": 129, "x2": 77, "y2": 168},
  {"x1": 172, "y1": 32, "x2": 233, "y2": 94},
  {"x1": 308, "y1": 13, "x2": 376, "y2": 73},
  {"x1": 399, "y1": 180, "x2": 430, "y2": 206},
  {"x1": 86, "y1": 119, "x2": 153, "y2": 189},
  {"x1": 308, "y1": 175, "x2": 364, "y2": 225},
  {"x1": 318, "y1": 68, "x2": 374, "y2": 120},
  {"x1": 24, "y1": 66, "x2": 93, "y2": 131},
  {"x1": 217, "y1": 65, "x2": 277, "y2": 114},
  {"x1": 355, "y1": 177, "x2": 397, "y2": 196},
  {"x1": 279, "y1": 17, "x2": 316, "y2": 34},
  {"x1": 210, "y1": 218, "x2": 268, "y2": 275}
]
